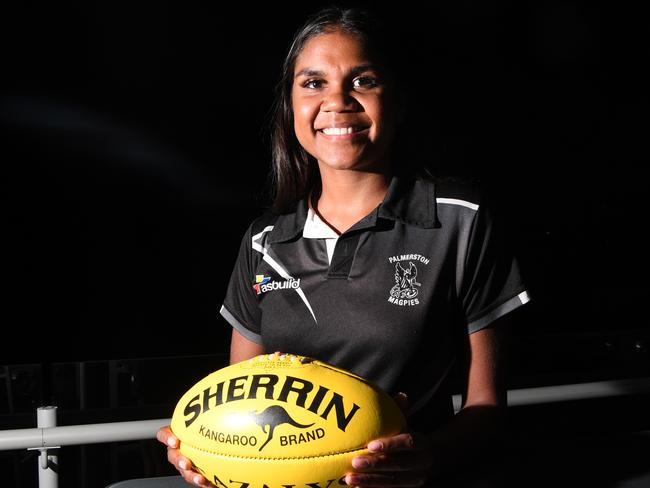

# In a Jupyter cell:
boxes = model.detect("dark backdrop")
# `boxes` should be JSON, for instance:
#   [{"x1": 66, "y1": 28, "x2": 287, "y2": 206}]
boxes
[{"x1": 2, "y1": 1, "x2": 649, "y2": 364}]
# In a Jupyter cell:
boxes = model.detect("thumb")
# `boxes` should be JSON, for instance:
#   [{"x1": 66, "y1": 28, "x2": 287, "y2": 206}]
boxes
[{"x1": 393, "y1": 391, "x2": 409, "y2": 415}]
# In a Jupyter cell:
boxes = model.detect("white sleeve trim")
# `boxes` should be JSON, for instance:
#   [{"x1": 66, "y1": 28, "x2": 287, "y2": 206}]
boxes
[
  {"x1": 220, "y1": 305, "x2": 263, "y2": 344},
  {"x1": 467, "y1": 290, "x2": 531, "y2": 333},
  {"x1": 436, "y1": 198, "x2": 479, "y2": 211}
]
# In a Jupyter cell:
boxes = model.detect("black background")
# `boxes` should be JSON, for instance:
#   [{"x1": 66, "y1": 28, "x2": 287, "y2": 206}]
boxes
[
  {"x1": 2, "y1": 1, "x2": 649, "y2": 366},
  {"x1": 2, "y1": 3, "x2": 650, "y2": 488}
]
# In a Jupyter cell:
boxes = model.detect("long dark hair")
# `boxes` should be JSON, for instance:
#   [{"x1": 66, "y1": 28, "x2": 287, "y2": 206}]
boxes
[{"x1": 266, "y1": 5, "x2": 411, "y2": 214}]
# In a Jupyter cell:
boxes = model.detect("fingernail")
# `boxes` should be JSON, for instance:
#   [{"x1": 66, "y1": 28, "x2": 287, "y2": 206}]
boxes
[
  {"x1": 368, "y1": 440, "x2": 383, "y2": 452},
  {"x1": 167, "y1": 437, "x2": 177, "y2": 448},
  {"x1": 352, "y1": 457, "x2": 369, "y2": 469},
  {"x1": 178, "y1": 460, "x2": 187, "y2": 470},
  {"x1": 194, "y1": 475, "x2": 202, "y2": 485},
  {"x1": 346, "y1": 474, "x2": 359, "y2": 485}
]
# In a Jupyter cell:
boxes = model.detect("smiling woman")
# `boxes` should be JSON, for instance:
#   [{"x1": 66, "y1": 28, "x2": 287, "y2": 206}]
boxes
[
  {"x1": 157, "y1": 5, "x2": 532, "y2": 488},
  {"x1": 290, "y1": 28, "x2": 399, "y2": 233},
  {"x1": 268, "y1": 6, "x2": 409, "y2": 219},
  {"x1": 291, "y1": 29, "x2": 397, "y2": 178}
]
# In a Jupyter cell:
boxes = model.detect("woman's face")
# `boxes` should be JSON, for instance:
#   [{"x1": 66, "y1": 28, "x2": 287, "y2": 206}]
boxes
[{"x1": 291, "y1": 28, "x2": 397, "y2": 175}]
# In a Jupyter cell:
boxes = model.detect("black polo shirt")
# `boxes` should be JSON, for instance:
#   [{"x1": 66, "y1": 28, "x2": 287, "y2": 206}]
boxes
[{"x1": 220, "y1": 175, "x2": 531, "y2": 431}]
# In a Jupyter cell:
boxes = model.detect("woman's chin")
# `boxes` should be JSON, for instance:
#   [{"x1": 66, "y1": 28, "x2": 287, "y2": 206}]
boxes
[{"x1": 316, "y1": 154, "x2": 387, "y2": 174}]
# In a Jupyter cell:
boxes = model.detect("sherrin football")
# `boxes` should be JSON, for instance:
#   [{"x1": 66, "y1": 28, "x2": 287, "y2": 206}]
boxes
[{"x1": 170, "y1": 353, "x2": 406, "y2": 488}]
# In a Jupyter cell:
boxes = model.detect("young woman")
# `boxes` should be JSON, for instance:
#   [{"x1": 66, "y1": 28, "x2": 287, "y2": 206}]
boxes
[{"x1": 158, "y1": 5, "x2": 531, "y2": 487}]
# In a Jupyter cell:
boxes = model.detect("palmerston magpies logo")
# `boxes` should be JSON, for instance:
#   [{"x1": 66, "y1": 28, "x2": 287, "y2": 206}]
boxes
[
  {"x1": 387, "y1": 253, "x2": 429, "y2": 306},
  {"x1": 391, "y1": 262, "x2": 420, "y2": 299}
]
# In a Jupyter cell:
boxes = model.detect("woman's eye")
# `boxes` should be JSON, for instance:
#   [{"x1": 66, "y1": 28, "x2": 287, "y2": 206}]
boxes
[
  {"x1": 301, "y1": 77, "x2": 378, "y2": 90},
  {"x1": 304, "y1": 79, "x2": 324, "y2": 89},
  {"x1": 353, "y1": 76, "x2": 379, "y2": 88}
]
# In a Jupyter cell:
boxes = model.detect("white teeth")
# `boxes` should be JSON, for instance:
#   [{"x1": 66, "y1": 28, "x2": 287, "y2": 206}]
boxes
[{"x1": 322, "y1": 126, "x2": 357, "y2": 135}]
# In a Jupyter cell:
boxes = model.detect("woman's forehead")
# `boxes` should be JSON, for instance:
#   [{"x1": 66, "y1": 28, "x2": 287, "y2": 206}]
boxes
[{"x1": 294, "y1": 30, "x2": 385, "y2": 75}]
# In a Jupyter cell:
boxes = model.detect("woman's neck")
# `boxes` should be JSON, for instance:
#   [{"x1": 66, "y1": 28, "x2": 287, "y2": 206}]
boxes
[{"x1": 312, "y1": 169, "x2": 391, "y2": 235}]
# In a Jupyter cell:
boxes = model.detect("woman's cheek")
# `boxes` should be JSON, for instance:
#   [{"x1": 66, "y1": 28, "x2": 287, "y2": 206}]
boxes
[{"x1": 294, "y1": 105, "x2": 319, "y2": 147}]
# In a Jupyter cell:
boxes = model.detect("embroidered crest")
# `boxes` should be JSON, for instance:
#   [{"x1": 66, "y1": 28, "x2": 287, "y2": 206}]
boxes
[
  {"x1": 390, "y1": 262, "x2": 421, "y2": 300},
  {"x1": 387, "y1": 254, "x2": 428, "y2": 307}
]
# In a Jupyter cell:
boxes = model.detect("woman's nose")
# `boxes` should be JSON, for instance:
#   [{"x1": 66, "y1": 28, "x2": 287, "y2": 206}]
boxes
[{"x1": 321, "y1": 86, "x2": 359, "y2": 112}]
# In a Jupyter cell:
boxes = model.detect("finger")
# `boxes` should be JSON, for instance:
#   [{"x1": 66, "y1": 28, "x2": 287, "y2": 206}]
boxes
[
  {"x1": 181, "y1": 469, "x2": 212, "y2": 487},
  {"x1": 345, "y1": 471, "x2": 426, "y2": 488},
  {"x1": 156, "y1": 426, "x2": 179, "y2": 449},
  {"x1": 367, "y1": 433, "x2": 414, "y2": 453},
  {"x1": 167, "y1": 447, "x2": 194, "y2": 472},
  {"x1": 168, "y1": 452, "x2": 213, "y2": 487},
  {"x1": 352, "y1": 451, "x2": 425, "y2": 473}
]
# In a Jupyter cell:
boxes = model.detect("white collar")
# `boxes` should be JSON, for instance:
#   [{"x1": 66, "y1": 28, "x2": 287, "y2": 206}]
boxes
[{"x1": 303, "y1": 207, "x2": 340, "y2": 239}]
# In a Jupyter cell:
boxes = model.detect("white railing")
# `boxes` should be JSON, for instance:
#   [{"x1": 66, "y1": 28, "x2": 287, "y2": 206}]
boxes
[
  {"x1": 0, "y1": 415, "x2": 171, "y2": 451},
  {"x1": 1, "y1": 377, "x2": 650, "y2": 488},
  {"x1": 455, "y1": 376, "x2": 650, "y2": 411}
]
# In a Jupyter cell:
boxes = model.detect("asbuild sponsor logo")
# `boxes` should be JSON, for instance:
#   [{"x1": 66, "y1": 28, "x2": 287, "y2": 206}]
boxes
[{"x1": 252, "y1": 274, "x2": 301, "y2": 295}]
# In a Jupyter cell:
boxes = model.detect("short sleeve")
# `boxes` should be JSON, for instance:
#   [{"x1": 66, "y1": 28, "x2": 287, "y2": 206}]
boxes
[
  {"x1": 460, "y1": 193, "x2": 531, "y2": 334},
  {"x1": 219, "y1": 225, "x2": 263, "y2": 344}
]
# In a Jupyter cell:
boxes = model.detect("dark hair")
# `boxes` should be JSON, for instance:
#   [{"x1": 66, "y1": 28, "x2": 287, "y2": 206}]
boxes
[{"x1": 266, "y1": 4, "x2": 413, "y2": 213}]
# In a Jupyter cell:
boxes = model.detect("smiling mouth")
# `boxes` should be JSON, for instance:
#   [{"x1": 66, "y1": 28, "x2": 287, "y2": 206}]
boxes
[{"x1": 317, "y1": 126, "x2": 370, "y2": 137}]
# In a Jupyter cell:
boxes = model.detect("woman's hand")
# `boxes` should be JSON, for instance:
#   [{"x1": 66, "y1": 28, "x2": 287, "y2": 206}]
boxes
[
  {"x1": 345, "y1": 432, "x2": 433, "y2": 488},
  {"x1": 345, "y1": 393, "x2": 434, "y2": 488},
  {"x1": 156, "y1": 335, "x2": 262, "y2": 487},
  {"x1": 156, "y1": 425, "x2": 214, "y2": 487}
]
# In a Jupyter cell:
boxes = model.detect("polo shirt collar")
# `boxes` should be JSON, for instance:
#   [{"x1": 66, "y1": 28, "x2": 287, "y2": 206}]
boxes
[
  {"x1": 303, "y1": 207, "x2": 340, "y2": 239},
  {"x1": 266, "y1": 199, "x2": 309, "y2": 244},
  {"x1": 267, "y1": 175, "x2": 439, "y2": 244},
  {"x1": 378, "y1": 175, "x2": 440, "y2": 228}
]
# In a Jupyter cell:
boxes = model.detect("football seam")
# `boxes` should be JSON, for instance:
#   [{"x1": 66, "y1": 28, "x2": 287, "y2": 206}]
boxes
[{"x1": 181, "y1": 442, "x2": 368, "y2": 461}]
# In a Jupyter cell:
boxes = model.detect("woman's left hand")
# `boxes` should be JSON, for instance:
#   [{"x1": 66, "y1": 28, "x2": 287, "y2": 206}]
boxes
[{"x1": 345, "y1": 431, "x2": 433, "y2": 488}]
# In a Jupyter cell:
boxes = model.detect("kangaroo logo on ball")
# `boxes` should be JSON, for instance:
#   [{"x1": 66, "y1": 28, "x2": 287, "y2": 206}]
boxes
[{"x1": 252, "y1": 405, "x2": 314, "y2": 451}]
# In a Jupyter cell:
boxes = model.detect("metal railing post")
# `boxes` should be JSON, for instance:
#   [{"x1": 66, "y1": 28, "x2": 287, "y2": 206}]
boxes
[{"x1": 36, "y1": 406, "x2": 58, "y2": 488}]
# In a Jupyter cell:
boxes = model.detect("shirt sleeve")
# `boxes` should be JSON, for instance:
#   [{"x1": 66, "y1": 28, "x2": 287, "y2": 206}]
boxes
[
  {"x1": 460, "y1": 192, "x2": 531, "y2": 334},
  {"x1": 219, "y1": 224, "x2": 263, "y2": 344}
]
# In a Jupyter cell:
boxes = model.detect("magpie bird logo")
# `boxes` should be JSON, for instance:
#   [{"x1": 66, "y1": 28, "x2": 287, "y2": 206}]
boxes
[{"x1": 390, "y1": 261, "x2": 420, "y2": 300}]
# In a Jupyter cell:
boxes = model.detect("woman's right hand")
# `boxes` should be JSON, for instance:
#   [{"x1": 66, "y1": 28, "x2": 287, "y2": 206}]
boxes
[{"x1": 156, "y1": 425, "x2": 213, "y2": 487}]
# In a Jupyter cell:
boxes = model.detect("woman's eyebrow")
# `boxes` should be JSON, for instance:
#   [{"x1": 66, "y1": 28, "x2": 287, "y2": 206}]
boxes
[
  {"x1": 294, "y1": 63, "x2": 378, "y2": 79},
  {"x1": 294, "y1": 68, "x2": 325, "y2": 79}
]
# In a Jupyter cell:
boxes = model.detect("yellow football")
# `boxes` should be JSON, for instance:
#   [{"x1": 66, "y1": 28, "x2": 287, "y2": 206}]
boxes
[{"x1": 170, "y1": 353, "x2": 406, "y2": 488}]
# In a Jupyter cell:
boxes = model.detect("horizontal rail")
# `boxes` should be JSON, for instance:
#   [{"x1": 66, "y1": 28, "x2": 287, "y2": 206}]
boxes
[
  {"x1": 452, "y1": 376, "x2": 650, "y2": 411},
  {"x1": 0, "y1": 418, "x2": 170, "y2": 451},
  {"x1": 1, "y1": 377, "x2": 649, "y2": 451},
  {"x1": 508, "y1": 376, "x2": 650, "y2": 405}
]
